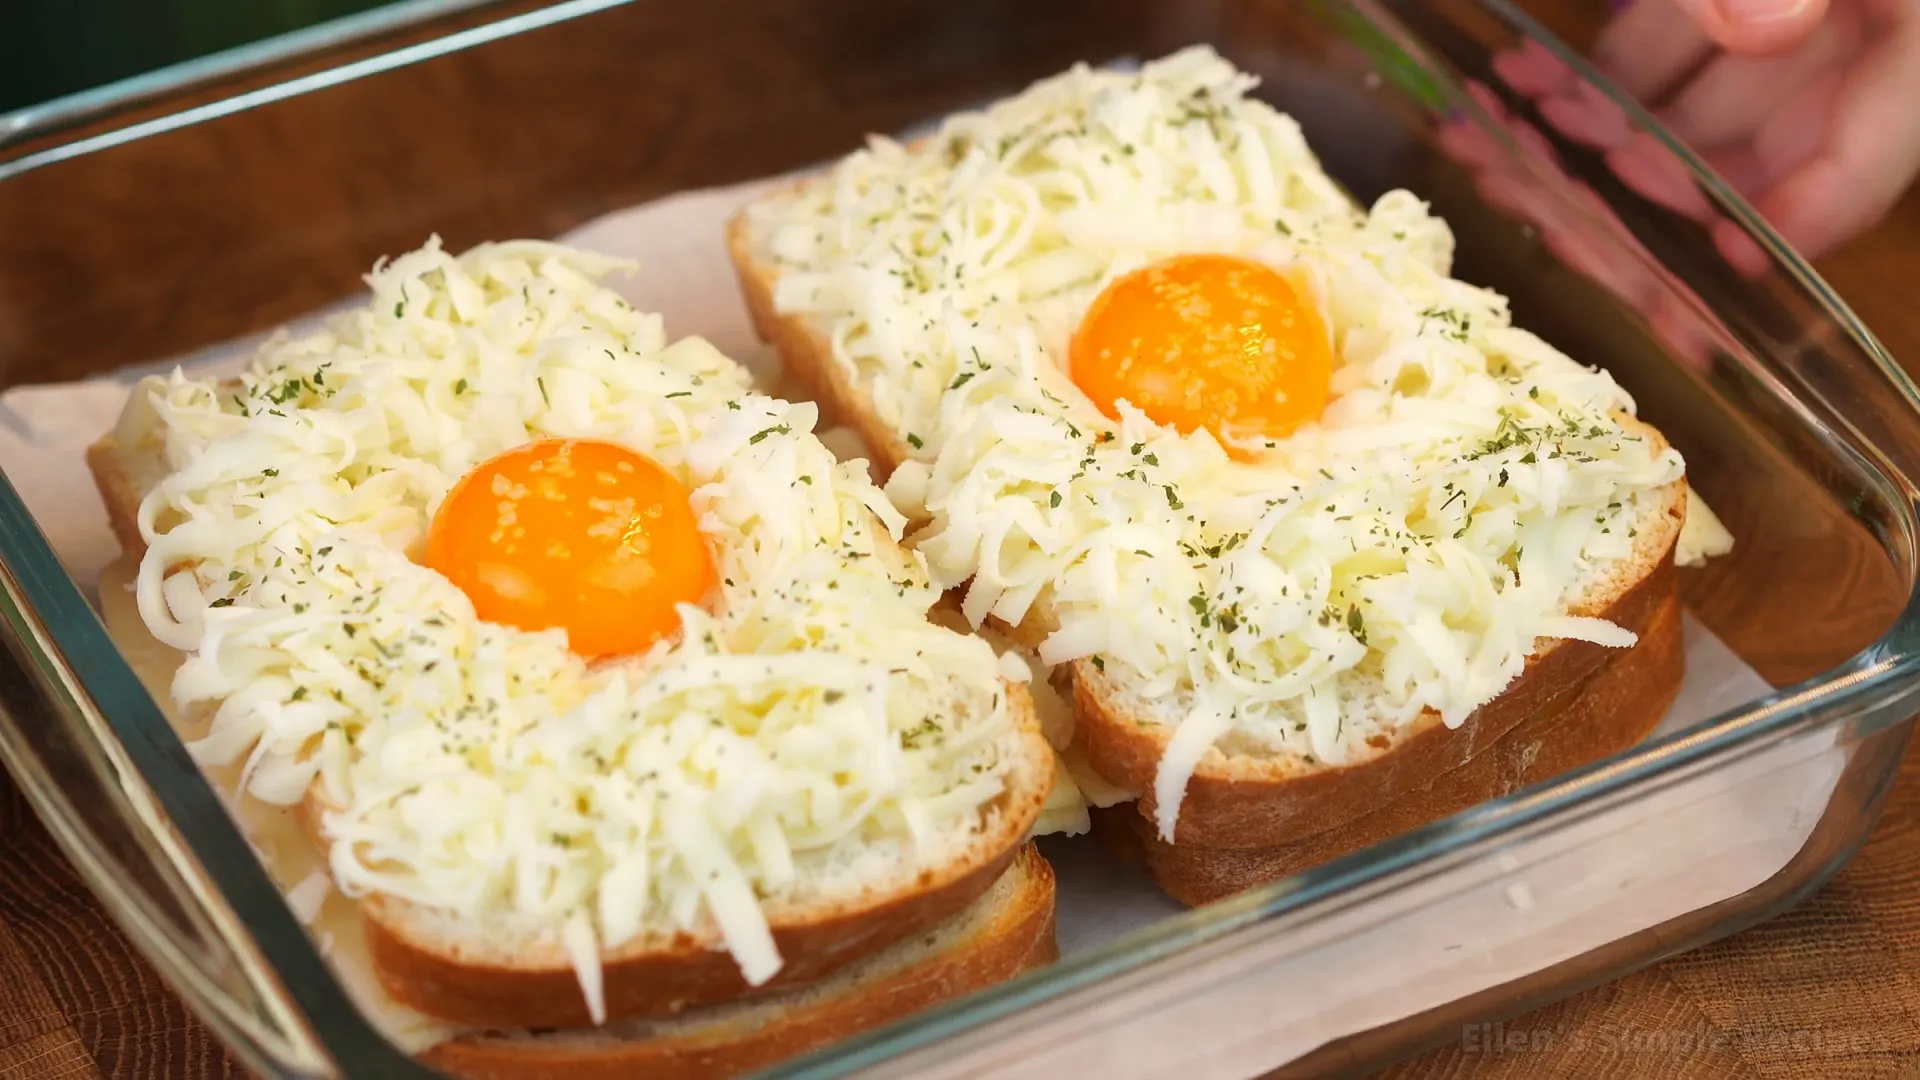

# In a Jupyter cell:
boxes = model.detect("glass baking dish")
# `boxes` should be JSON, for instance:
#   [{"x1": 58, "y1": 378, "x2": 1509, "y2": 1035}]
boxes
[{"x1": 2, "y1": 0, "x2": 1919, "y2": 1076}]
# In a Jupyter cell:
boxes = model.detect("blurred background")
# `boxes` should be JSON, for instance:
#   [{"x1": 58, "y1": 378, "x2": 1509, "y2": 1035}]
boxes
[{"x1": 0, "y1": 0, "x2": 398, "y2": 113}]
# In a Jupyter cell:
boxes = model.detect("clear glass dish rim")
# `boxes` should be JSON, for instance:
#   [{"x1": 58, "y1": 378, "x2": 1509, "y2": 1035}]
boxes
[
  {"x1": 0, "y1": 1, "x2": 1916, "y2": 1075},
  {"x1": 0, "y1": 0, "x2": 515, "y2": 149}
]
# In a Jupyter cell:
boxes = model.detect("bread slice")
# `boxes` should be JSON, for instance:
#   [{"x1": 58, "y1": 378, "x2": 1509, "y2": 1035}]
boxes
[
  {"x1": 1070, "y1": 471, "x2": 1682, "y2": 851},
  {"x1": 88, "y1": 379, "x2": 1056, "y2": 1029},
  {"x1": 421, "y1": 844, "x2": 1056, "y2": 1080},
  {"x1": 1093, "y1": 591, "x2": 1684, "y2": 904},
  {"x1": 728, "y1": 205, "x2": 1687, "y2": 890}
]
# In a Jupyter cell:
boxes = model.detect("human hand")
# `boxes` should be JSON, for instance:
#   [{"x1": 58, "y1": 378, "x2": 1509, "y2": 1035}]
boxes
[
  {"x1": 1437, "y1": 73, "x2": 1740, "y2": 371},
  {"x1": 1595, "y1": 0, "x2": 1920, "y2": 273}
]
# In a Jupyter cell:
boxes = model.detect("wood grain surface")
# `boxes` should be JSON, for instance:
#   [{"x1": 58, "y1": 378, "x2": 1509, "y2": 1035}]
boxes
[{"x1": 4, "y1": 0, "x2": 1920, "y2": 1077}]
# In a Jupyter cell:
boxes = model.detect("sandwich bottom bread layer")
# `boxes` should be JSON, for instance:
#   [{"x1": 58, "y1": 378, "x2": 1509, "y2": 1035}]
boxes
[
  {"x1": 1093, "y1": 590, "x2": 1685, "y2": 905},
  {"x1": 422, "y1": 844, "x2": 1056, "y2": 1080}
]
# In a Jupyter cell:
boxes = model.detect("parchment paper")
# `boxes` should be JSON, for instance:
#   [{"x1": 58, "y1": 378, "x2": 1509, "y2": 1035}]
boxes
[{"x1": 0, "y1": 178, "x2": 1838, "y2": 1075}]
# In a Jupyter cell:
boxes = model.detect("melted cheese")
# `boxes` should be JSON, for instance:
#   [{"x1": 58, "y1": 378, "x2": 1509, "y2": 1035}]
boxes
[
  {"x1": 125, "y1": 239, "x2": 1017, "y2": 1020},
  {"x1": 1677, "y1": 485, "x2": 1734, "y2": 567},
  {"x1": 746, "y1": 46, "x2": 1707, "y2": 839}
]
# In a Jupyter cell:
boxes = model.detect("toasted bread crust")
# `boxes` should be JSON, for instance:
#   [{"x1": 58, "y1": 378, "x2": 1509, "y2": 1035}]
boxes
[
  {"x1": 86, "y1": 390, "x2": 1055, "y2": 1031},
  {"x1": 1096, "y1": 592, "x2": 1686, "y2": 904},
  {"x1": 86, "y1": 433, "x2": 151, "y2": 558},
  {"x1": 420, "y1": 845, "x2": 1057, "y2": 1080}
]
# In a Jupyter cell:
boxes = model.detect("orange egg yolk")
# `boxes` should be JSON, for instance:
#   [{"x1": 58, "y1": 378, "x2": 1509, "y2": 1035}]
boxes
[
  {"x1": 425, "y1": 438, "x2": 716, "y2": 660},
  {"x1": 1069, "y1": 253, "x2": 1333, "y2": 447}
]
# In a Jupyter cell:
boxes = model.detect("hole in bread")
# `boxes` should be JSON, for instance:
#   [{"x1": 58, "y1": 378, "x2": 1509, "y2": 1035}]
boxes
[{"x1": 1365, "y1": 733, "x2": 1390, "y2": 750}]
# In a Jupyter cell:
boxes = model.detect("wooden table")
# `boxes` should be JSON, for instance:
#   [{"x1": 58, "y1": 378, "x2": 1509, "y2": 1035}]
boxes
[{"x1": 5, "y1": 1, "x2": 1920, "y2": 1077}]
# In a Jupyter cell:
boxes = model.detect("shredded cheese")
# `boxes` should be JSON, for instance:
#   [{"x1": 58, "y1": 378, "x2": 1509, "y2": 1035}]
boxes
[{"x1": 1677, "y1": 484, "x2": 1734, "y2": 567}]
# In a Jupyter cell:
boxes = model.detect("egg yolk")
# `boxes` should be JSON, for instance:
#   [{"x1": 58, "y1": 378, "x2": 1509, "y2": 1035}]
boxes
[
  {"x1": 425, "y1": 438, "x2": 716, "y2": 659},
  {"x1": 1068, "y1": 253, "x2": 1333, "y2": 446}
]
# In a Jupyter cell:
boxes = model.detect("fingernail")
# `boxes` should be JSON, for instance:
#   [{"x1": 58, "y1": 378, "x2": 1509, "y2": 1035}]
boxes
[{"x1": 1715, "y1": 0, "x2": 1813, "y2": 25}]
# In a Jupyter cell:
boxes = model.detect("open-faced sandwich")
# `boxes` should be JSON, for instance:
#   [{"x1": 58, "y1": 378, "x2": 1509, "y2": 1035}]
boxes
[
  {"x1": 87, "y1": 238, "x2": 1057, "y2": 1077},
  {"x1": 728, "y1": 46, "x2": 1733, "y2": 905}
]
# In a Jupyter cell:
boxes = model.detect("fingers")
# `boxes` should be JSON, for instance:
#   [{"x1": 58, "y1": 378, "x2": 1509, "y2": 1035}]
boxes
[
  {"x1": 1749, "y1": 69, "x2": 1843, "y2": 184},
  {"x1": 1698, "y1": 144, "x2": 1771, "y2": 197},
  {"x1": 1671, "y1": 0, "x2": 1832, "y2": 54},
  {"x1": 1609, "y1": 133, "x2": 1718, "y2": 220},
  {"x1": 1741, "y1": 18, "x2": 1920, "y2": 265},
  {"x1": 1595, "y1": 0, "x2": 1719, "y2": 101},
  {"x1": 1705, "y1": 72, "x2": 1844, "y2": 274},
  {"x1": 1592, "y1": 0, "x2": 1915, "y2": 273},
  {"x1": 1594, "y1": 0, "x2": 1831, "y2": 105},
  {"x1": 1659, "y1": 2, "x2": 1861, "y2": 148}
]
